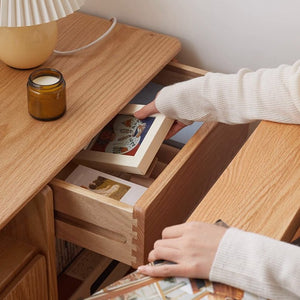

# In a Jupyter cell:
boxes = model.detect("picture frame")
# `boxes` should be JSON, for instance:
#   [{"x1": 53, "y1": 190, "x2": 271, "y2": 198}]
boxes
[{"x1": 75, "y1": 104, "x2": 173, "y2": 175}]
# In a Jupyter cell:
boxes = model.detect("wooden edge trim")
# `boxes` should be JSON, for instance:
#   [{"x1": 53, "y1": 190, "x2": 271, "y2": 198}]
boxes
[{"x1": 167, "y1": 61, "x2": 208, "y2": 76}]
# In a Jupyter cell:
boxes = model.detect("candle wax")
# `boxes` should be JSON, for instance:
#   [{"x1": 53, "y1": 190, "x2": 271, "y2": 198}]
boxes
[{"x1": 33, "y1": 75, "x2": 59, "y2": 85}]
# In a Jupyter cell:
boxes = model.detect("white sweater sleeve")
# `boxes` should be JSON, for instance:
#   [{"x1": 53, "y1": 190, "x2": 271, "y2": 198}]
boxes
[
  {"x1": 155, "y1": 61, "x2": 300, "y2": 124},
  {"x1": 210, "y1": 228, "x2": 300, "y2": 299}
]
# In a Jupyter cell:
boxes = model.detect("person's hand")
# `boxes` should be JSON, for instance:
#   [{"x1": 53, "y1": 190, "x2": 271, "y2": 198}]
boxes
[
  {"x1": 134, "y1": 100, "x2": 158, "y2": 119},
  {"x1": 134, "y1": 100, "x2": 187, "y2": 140},
  {"x1": 137, "y1": 222, "x2": 227, "y2": 279}
]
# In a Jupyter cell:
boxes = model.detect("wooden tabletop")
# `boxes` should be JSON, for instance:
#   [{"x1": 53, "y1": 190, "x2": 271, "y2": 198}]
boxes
[
  {"x1": 0, "y1": 12, "x2": 181, "y2": 229},
  {"x1": 189, "y1": 120, "x2": 300, "y2": 242}
]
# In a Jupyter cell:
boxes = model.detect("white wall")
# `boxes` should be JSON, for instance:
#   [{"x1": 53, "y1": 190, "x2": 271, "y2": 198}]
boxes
[{"x1": 81, "y1": 0, "x2": 300, "y2": 73}]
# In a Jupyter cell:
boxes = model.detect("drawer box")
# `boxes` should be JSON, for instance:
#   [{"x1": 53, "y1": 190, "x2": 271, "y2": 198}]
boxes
[{"x1": 50, "y1": 62, "x2": 249, "y2": 268}]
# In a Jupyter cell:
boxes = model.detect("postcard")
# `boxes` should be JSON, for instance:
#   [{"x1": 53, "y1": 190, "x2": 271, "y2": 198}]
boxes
[{"x1": 65, "y1": 165, "x2": 147, "y2": 206}]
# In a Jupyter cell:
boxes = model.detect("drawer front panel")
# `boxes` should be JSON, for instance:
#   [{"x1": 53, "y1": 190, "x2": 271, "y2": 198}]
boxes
[
  {"x1": 52, "y1": 179, "x2": 134, "y2": 235},
  {"x1": 51, "y1": 179, "x2": 137, "y2": 265}
]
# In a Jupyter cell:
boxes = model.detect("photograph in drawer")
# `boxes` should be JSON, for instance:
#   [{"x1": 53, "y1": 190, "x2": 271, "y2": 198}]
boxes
[
  {"x1": 65, "y1": 165, "x2": 147, "y2": 206},
  {"x1": 75, "y1": 104, "x2": 174, "y2": 175}
]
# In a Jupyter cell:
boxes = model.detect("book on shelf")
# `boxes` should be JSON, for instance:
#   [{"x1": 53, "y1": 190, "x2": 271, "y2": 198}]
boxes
[
  {"x1": 75, "y1": 104, "x2": 173, "y2": 175},
  {"x1": 65, "y1": 165, "x2": 147, "y2": 206}
]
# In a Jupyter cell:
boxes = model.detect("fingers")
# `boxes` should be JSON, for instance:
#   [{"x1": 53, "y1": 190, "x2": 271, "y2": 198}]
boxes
[
  {"x1": 134, "y1": 101, "x2": 158, "y2": 119},
  {"x1": 165, "y1": 121, "x2": 187, "y2": 139},
  {"x1": 138, "y1": 222, "x2": 227, "y2": 280},
  {"x1": 134, "y1": 100, "x2": 188, "y2": 141},
  {"x1": 137, "y1": 263, "x2": 189, "y2": 278},
  {"x1": 161, "y1": 223, "x2": 189, "y2": 239},
  {"x1": 148, "y1": 241, "x2": 180, "y2": 263}
]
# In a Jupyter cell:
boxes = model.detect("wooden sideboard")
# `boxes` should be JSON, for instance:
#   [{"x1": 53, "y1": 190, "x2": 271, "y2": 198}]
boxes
[{"x1": 2, "y1": 11, "x2": 285, "y2": 300}]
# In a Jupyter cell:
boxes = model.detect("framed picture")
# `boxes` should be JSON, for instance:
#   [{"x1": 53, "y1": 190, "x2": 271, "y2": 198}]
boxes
[
  {"x1": 75, "y1": 104, "x2": 173, "y2": 175},
  {"x1": 65, "y1": 165, "x2": 147, "y2": 206}
]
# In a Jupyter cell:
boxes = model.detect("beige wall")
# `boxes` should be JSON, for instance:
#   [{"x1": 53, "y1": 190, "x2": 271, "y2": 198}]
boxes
[{"x1": 81, "y1": 0, "x2": 300, "y2": 73}]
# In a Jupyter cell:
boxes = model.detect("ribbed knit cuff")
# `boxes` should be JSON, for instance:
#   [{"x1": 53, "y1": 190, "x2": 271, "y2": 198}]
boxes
[
  {"x1": 155, "y1": 76, "x2": 214, "y2": 125},
  {"x1": 155, "y1": 62, "x2": 300, "y2": 125},
  {"x1": 209, "y1": 228, "x2": 300, "y2": 300}
]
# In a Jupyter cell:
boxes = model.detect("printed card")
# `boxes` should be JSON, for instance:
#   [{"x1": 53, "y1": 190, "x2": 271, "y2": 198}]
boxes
[{"x1": 65, "y1": 165, "x2": 147, "y2": 206}]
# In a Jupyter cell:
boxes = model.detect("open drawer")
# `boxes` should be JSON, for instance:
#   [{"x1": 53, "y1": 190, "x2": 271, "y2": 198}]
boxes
[{"x1": 50, "y1": 62, "x2": 249, "y2": 268}]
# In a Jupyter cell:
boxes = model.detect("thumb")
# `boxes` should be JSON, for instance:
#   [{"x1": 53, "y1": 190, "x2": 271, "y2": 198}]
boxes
[
  {"x1": 134, "y1": 101, "x2": 159, "y2": 120},
  {"x1": 165, "y1": 121, "x2": 186, "y2": 139}
]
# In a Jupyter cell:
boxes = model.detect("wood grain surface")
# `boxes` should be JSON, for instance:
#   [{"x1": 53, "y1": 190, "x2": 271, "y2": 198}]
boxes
[
  {"x1": 0, "y1": 12, "x2": 180, "y2": 229},
  {"x1": 0, "y1": 255, "x2": 48, "y2": 300},
  {"x1": 0, "y1": 234, "x2": 36, "y2": 293},
  {"x1": 189, "y1": 121, "x2": 300, "y2": 242},
  {"x1": 2, "y1": 186, "x2": 58, "y2": 299}
]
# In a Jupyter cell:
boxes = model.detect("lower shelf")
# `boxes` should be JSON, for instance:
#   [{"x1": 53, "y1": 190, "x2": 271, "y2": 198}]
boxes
[{"x1": 57, "y1": 248, "x2": 131, "y2": 300}]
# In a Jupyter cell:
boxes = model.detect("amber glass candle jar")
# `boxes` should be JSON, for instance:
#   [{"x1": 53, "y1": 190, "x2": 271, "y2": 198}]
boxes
[{"x1": 27, "y1": 68, "x2": 66, "y2": 121}]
